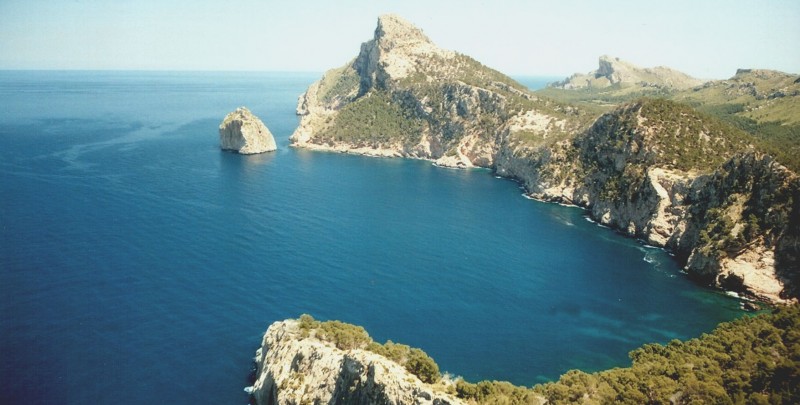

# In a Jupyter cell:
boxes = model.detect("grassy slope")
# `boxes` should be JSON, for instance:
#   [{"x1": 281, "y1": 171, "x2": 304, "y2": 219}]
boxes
[
  {"x1": 312, "y1": 51, "x2": 594, "y2": 152},
  {"x1": 536, "y1": 72, "x2": 800, "y2": 172}
]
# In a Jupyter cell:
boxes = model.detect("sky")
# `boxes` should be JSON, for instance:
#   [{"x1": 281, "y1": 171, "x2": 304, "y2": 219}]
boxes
[{"x1": 0, "y1": 0, "x2": 798, "y2": 79}]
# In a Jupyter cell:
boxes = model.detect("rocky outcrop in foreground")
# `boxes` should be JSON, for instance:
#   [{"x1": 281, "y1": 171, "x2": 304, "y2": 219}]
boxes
[
  {"x1": 249, "y1": 317, "x2": 464, "y2": 405},
  {"x1": 219, "y1": 107, "x2": 277, "y2": 154}
]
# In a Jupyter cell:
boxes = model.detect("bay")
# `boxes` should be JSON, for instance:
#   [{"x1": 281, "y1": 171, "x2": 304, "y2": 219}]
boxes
[{"x1": 0, "y1": 71, "x2": 742, "y2": 404}]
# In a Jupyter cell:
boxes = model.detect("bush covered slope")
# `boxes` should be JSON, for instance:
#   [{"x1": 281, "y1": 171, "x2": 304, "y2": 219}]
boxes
[{"x1": 260, "y1": 310, "x2": 800, "y2": 405}]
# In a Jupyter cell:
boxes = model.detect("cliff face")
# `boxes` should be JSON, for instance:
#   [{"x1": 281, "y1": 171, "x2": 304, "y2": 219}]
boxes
[
  {"x1": 249, "y1": 319, "x2": 464, "y2": 405},
  {"x1": 288, "y1": 15, "x2": 798, "y2": 304},
  {"x1": 678, "y1": 153, "x2": 800, "y2": 302},
  {"x1": 549, "y1": 55, "x2": 705, "y2": 90},
  {"x1": 496, "y1": 100, "x2": 799, "y2": 303}
]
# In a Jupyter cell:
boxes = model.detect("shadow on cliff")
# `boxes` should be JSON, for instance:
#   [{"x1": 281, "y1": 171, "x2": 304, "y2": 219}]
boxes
[
  {"x1": 775, "y1": 186, "x2": 800, "y2": 301},
  {"x1": 330, "y1": 355, "x2": 394, "y2": 405}
]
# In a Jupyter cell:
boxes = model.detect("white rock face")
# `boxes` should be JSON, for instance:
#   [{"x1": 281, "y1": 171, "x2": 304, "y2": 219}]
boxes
[
  {"x1": 219, "y1": 107, "x2": 277, "y2": 154},
  {"x1": 250, "y1": 319, "x2": 465, "y2": 405}
]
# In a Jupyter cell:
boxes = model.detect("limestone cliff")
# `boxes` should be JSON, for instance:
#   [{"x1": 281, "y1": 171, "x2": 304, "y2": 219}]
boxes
[
  {"x1": 219, "y1": 107, "x2": 277, "y2": 154},
  {"x1": 249, "y1": 317, "x2": 465, "y2": 405},
  {"x1": 549, "y1": 55, "x2": 704, "y2": 90},
  {"x1": 677, "y1": 153, "x2": 800, "y2": 302},
  {"x1": 290, "y1": 14, "x2": 590, "y2": 168}
]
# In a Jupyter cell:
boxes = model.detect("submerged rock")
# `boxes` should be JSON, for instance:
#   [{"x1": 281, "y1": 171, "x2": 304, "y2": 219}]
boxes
[{"x1": 219, "y1": 107, "x2": 277, "y2": 154}]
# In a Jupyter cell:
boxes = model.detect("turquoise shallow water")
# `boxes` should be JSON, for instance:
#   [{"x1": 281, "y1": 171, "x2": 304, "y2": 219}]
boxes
[{"x1": 0, "y1": 71, "x2": 743, "y2": 404}]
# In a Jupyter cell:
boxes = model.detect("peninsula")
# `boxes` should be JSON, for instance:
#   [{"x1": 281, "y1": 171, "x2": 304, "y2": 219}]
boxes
[{"x1": 290, "y1": 14, "x2": 799, "y2": 304}]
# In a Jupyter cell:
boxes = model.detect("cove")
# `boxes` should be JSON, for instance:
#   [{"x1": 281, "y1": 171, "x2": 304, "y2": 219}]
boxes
[{"x1": 0, "y1": 71, "x2": 743, "y2": 404}]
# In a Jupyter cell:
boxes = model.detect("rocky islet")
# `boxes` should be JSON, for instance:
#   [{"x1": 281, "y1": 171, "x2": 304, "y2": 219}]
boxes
[{"x1": 219, "y1": 106, "x2": 277, "y2": 154}]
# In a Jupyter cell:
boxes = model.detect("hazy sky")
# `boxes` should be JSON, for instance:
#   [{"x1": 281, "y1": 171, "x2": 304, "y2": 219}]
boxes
[{"x1": 1, "y1": 0, "x2": 797, "y2": 79}]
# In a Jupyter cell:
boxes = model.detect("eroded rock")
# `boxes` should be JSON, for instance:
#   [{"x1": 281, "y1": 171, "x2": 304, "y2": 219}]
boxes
[{"x1": 219, "y1": 107, "x2": 277, "y2": 154}]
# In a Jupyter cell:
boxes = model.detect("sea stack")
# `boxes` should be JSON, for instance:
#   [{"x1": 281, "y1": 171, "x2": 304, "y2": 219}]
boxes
[{"x1": 219, "y1": 107, "x2": 277, "y2": 154}]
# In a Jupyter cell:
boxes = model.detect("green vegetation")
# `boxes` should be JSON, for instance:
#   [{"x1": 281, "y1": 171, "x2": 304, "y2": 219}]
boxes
[
  {"x1": 294, "y1": 309, "x2": 800, "y2": 404},
  {"x1": 455, "y1": 380, "x2": 542, "y2": 404},
  {"x1": 298, "y1": 314, "x2": 371, "y2": 350},
  {"x1": 692, "y1": 109, "x2": 800, "y2": 173},
  {"x1": 532, "y1": 306, "x2": 800, "y2": 404},
  {"x1": 316, "y1": 90, "x2": 426, "y2": 145},
  {"x1": 636, "y1": 98, "x2": 755, "y2": 171},
  {"x1": 536, "y1": 84, "x2": 673, "y2": 113},
  {"x1": 317, "y1": 64, "x2": 361, "y2": 105},
  {"x1": 578, "y1": 98, "x2": 756, "y2": 208},
  {"x1": 446, "y1": 307, "x2": 800, "y2": 404},
  {"x1": 367, "y1": 341, "x2": 441, "y2": 384},
  {"x1": 538, "y1": 69, "x2": 800, "y2": 173},
  {"x1": 687, "y1": 152, "x2": 798, "y2": 269},
  {"x1": 296, "y1": 314, "x2": 440, "y2": 384},
  {"x1": 575, "y1": 98, "x2": 795, "y2": 259}
]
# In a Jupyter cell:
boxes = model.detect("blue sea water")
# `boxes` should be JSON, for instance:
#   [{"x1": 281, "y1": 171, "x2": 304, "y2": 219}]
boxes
[
  {"x1": 0, "y1": 71, "x2": 743, "y2": 404},
  {"x1": 512, "y1": 75, "x2": 563, "y2": 90}
]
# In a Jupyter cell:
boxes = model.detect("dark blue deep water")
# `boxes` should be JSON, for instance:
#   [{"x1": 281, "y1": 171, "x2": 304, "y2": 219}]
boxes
[{"x1": 0, "y1": 71, "x2": 743, "y2": 404}]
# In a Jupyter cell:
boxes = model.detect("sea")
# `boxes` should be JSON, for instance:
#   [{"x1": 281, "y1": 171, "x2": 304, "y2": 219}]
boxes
[{"x1": 0, "y1": 71, "x2": 743, "y2": 404}]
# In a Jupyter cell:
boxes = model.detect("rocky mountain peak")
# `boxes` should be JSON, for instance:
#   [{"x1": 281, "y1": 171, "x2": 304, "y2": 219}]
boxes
[
  {"x1": 353, "y1": 15, "x2": 451, "y2": 89},
  {"x1": 374, "y1": 14, "x2": 432, "y2": 48}
]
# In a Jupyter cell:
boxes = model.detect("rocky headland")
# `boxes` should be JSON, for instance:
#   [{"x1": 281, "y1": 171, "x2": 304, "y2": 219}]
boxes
[
  {"x1": 220, "y1": 107, "x2": 277, "y2": 154},
  {"x1": 250, "y1": 310, "x2": 800, "y2": 404},
  {"x1": 289, "y1": 14, "x2": 592, "y2": 169},
  {"x1": 248, "y1": 316, "x2": 466, "y2": 405},
  {"x1": 288, "y1": 15, "x2": 799, "y2": 304}
]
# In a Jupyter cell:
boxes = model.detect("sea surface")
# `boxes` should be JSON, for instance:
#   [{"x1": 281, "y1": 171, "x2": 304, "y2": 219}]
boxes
[{"x1": 0, "y1": 71, "x2": 743, "y2": 404}]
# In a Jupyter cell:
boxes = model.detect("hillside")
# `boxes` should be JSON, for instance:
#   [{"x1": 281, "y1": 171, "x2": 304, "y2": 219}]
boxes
[
  {"x1": 674, "y1": 69, "x2": 800, "y2": 171},
  {"x1": 290, "y1": 14, "x2": 593, "y2": 168},
  {"x1": 533, "y1": 306, "x2": 800, "y2": 404},
  {"x1": 496, "y1": 98, "x2": 800, "y2": 302},
  {"x1": 252, "y1": 309, "x2": 800, "y2": 404},
  {"x1": 540, "y1": 64, "x2": 800, "y2": 172}
]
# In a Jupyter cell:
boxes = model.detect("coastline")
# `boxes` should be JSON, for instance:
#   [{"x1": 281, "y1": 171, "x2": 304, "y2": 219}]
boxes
[{"x1": 291, "y1": 141, "x2": 781, "y2": 307}]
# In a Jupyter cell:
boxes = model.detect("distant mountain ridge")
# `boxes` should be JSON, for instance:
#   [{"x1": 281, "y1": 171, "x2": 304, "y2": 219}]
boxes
[
  {"x1": 540, "y1": 60, "x2": 800, "y2": 173},
  {"x1": 549, "y1": 55, "x2": 705, "y2": 90}
]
